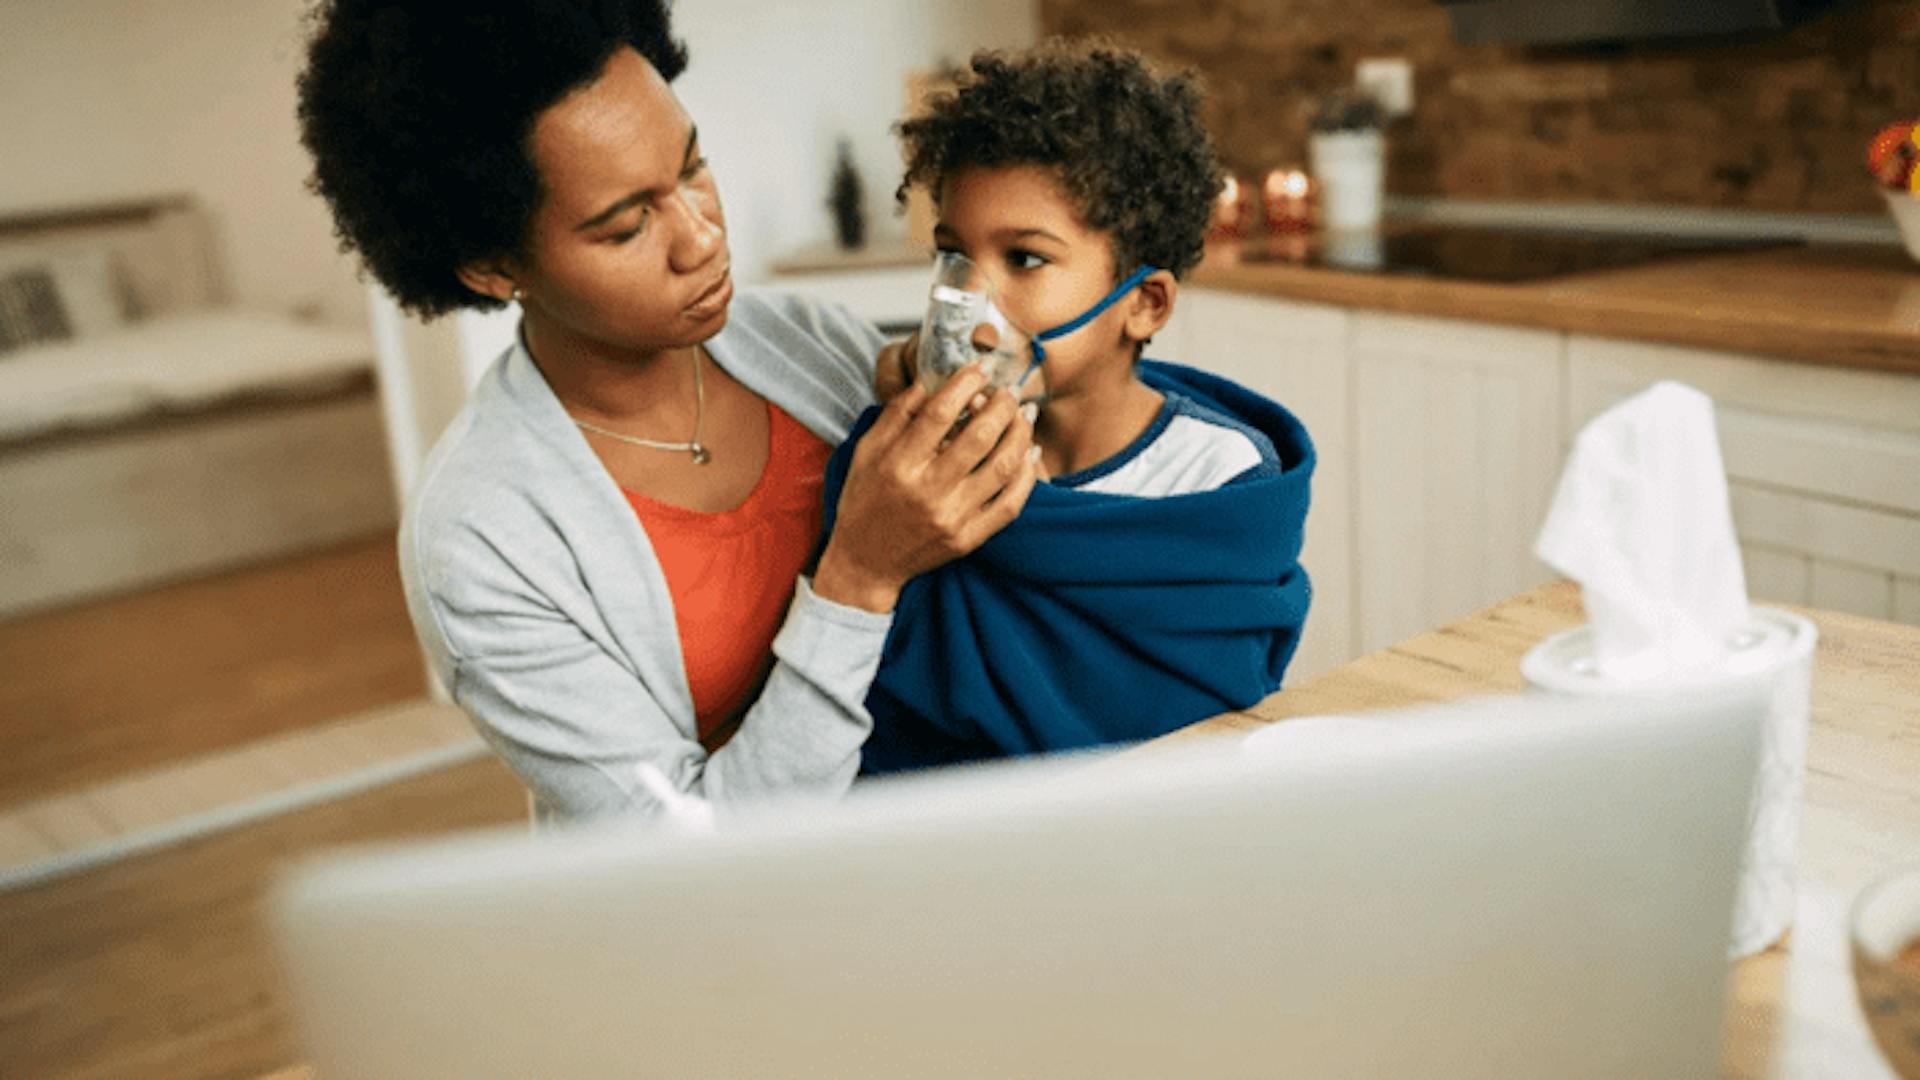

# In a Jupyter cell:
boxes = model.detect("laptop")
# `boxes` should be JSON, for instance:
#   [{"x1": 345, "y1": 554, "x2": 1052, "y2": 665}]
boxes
[{"x1": 268, "y1": 687, "x2": 1764, "y2": 1079}]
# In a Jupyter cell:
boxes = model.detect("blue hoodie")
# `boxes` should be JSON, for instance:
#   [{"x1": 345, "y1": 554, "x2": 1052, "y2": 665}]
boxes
[{"x1": 821, "y1": 360, "x2": 1315, "y2": 775}]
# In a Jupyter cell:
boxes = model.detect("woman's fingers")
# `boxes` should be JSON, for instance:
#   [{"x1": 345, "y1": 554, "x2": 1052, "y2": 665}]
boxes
[
  {"x1": 934, "y1": 387, "x2": 1027, "y2": 494},
  {"x1": 817, "y1": 366, "x2": 1037, "y2": 608},
  {"x1": 893, "y1": 363, "x2": 993, "y2": 462},
  {"x1": 925, "y1": 384, "x2": 1021, "y2": 486},
  {"x1": 857, "y1": 378, "x2": 927, "y2": 459},
  {"x1": 955, "y1": 444, "x2": 1041, "y2": 552}
]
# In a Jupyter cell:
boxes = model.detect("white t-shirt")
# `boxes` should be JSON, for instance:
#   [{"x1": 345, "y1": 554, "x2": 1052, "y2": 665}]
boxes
[{"x1": 1052, "y1": 388, "x2": 1279, "y2": 497}]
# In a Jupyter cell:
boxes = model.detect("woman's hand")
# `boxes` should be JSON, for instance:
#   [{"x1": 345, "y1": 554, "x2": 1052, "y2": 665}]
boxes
[
  {"x1": 815, "y1": 362, "x2": 1039, "y2": 613},
  {"x1": 872, "y1": 331, "x2": 918, "y2": 404}
]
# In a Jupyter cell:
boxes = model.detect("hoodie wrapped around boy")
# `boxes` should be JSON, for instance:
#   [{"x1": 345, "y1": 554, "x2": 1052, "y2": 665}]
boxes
[{"x1": 821, "y1": 359, "x2": 1315, "y2": 775}]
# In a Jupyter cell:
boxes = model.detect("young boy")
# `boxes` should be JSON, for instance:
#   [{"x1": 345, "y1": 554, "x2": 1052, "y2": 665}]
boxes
[{"x1": 823, "y1": 40, "x2": 1315, "y2": 773}]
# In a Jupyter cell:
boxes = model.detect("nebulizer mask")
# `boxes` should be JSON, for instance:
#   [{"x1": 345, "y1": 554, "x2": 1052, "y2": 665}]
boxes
[{"x1": 916, "y1": 251, "x2": 1157, "y2": 403}]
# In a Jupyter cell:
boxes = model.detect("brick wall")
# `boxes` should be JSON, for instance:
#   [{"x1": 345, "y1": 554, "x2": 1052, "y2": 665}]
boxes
[{"x1": 1036, "y1": 0, "x2": 1920, "y2": 214}]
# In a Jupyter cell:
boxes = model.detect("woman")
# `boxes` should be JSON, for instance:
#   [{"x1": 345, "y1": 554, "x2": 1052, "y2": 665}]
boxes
[{"x1": 297, "y1": 0, "x2": 1039, "y2": 824}]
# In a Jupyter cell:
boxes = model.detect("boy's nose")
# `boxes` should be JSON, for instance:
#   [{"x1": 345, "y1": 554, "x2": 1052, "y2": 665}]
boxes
[
  {"x1": 939, "y1": 249, "x2": 991, "y2": 295},
  {"x1": 969, "y1": 322, "x2": 1002, "y2": 355}
]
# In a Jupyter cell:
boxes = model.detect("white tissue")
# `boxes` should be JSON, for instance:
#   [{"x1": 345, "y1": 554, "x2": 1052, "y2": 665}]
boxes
[{"x1": 1534, "y1": 381, "x2": 1751, "y2": 682}]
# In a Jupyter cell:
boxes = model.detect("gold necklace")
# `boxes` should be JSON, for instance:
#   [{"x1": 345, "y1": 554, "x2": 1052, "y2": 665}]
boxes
[{"x1": 570, "y1": 348, "x2": 711, "y2": 465}]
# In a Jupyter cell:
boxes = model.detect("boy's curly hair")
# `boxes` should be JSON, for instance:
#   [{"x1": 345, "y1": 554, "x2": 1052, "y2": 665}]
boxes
[
  {"x1": 297, "y1": 0, "x2": 688, "y2": 318},
  {"x1": 896, "y1": 40, "x2": 1224, "y2": 282}
]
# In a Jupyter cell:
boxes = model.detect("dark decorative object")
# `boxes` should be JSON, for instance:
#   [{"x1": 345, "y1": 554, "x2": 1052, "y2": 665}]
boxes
[
  {"x1": 1308, "y1": 88, "x2": 1386, "y2": 134},
  {"x1": 1437, "y1": 0, "x2": 1845, "y2": 48},
  {"x1": 828, "y1": 139, "x2": 866, "y2": 250}
]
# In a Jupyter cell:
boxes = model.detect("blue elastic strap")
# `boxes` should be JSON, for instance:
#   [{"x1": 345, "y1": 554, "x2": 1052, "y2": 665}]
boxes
[{"x1": 1027, "y1": 264, "x2": 1159, "y2": 371}]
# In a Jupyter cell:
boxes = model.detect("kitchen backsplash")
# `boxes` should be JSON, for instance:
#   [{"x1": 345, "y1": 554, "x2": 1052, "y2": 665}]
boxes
[{"x1": 1037, "y1": 0, "x2": 1920, "y2": 215}]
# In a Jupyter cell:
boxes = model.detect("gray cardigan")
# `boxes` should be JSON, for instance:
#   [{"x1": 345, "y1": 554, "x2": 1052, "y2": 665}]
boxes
[{"x1": 399, "y1": 291, "x2": 892, "y2": 825}]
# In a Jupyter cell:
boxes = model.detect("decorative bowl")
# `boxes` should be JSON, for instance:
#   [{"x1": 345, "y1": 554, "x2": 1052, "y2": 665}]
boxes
[
  {"x1": 1852, "y1": 862, "x2": 1920, "y2": 1079},
  {"x1": 1885, "y1": 190, "x2": 1920, "y2": 264}
]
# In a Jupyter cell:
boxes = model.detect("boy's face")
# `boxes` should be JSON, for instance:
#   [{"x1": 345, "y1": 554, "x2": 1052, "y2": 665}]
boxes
[{"x1": 933, "y1": 165, "x2": 1132, "y2": 400}]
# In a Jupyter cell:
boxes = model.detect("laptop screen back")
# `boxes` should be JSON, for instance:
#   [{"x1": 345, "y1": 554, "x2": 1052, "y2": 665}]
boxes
[{"x1": 271, "y1": 688, "x2": 1762, "y2": 1079}]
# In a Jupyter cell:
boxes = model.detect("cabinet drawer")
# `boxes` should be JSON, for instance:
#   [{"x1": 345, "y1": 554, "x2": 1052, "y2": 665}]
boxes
[
  {"x1": 1567, "y1": 335, "x2": 1920, "y2": 517},
  {"x1": 1731, "y1": 484, "x2": 1920, "y2": 580},
  {"x1": 1569, "y1": 334, "x2": 1920, "y2": 625}
]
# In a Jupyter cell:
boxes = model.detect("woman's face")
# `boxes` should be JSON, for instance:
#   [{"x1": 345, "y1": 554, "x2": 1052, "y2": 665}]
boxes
[{"x1": 511, "y1": 46, "x2": 732, "y2": 356}]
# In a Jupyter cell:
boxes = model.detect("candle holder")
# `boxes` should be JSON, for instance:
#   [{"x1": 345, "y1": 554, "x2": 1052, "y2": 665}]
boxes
[
  {"x1": 1208, "y1": 173, "x2": 1256, "y2": 240},
  {"x1": 1262, "y1": 167, "x2": 1317, "y2": 234}
]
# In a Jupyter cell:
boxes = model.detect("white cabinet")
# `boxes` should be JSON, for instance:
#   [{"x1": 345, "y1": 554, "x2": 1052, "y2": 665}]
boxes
[
  {"x1": 1348, "y1": 313, "x2": 1565, "y2": 653},
  {"x1": 1567, "y1": 336, "x2": 1920, "y2": 625},
  {"x1": 1164, "y1": 287, "x2": 1920, "y2": 673},
  {"x1": 1169, "y1": 290, "x2": 1355, "y2": 681},
  {"x1": 1175, "y1": 296, "x2": 1568, "y2": 674}
]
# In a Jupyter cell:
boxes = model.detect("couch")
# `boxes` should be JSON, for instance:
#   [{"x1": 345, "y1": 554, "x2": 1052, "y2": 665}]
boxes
[{"x1": 0, "y1": 197, "x2": 397, "y2": 617}]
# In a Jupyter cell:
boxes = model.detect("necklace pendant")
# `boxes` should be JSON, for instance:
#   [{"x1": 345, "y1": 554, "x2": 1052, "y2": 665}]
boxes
[{"x1": 690, "y1": 443, "x2": 711, "y2": 465}]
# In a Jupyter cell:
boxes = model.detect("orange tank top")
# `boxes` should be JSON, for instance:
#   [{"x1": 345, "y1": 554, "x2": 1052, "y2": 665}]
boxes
[{"x1": 624, "y1": 403, "x2": 833, "y2": 752}]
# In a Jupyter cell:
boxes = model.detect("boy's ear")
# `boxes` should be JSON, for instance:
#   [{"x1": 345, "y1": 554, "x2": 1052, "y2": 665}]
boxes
[
  {"x1": 456, "y1": 259, "x2": 521, "y2": 305},
  {"x1": 1122, "y1": 269, "x2": 1178, "y2": 346}
]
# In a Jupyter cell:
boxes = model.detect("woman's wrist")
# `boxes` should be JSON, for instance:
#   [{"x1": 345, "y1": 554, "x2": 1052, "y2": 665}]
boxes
[{"x1": 811, "y1": 545, "x2": 902, "y2": 614}]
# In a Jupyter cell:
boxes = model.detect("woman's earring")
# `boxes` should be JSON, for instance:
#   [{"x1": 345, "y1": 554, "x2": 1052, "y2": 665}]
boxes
[{"x1": 510, "y1": 286, "x2": 524, "y2": 303}]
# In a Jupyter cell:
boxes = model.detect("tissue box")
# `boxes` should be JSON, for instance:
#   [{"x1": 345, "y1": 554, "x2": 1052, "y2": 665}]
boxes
[{"x1": 1522, "y1": 607, "x2": 1818, "y2": 959}]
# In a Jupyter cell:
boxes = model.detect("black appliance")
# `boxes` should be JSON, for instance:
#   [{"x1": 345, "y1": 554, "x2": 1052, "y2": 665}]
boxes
[
  {"x1": 1245, "y1": 224, "x2": 1799, "y2": 282},
  {"x1": 1438, "y1": 0, "x2": 1845, "y2": 46}
]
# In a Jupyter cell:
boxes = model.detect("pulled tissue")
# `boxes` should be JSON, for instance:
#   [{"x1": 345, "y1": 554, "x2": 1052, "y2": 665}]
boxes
[{"x1": 1534, "y1": 381, "x2": 1751, "y2": 681}]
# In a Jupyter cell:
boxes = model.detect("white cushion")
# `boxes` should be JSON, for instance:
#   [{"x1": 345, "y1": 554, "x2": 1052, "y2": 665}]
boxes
[{"x1": 0, "y1": 309, "x2": 374, "y2": 441}]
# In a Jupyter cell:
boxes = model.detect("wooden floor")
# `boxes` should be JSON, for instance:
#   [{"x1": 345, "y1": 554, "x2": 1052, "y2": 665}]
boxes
[
  {"x1": 0, "y1": 698, "x2": 484, "y2": 881},
  {"x1": 0, "y1": 533, "x2": 426, "y2": 806},
  {"x1": 0, "y1": 754, "x2": 527, "y2": 1080}
]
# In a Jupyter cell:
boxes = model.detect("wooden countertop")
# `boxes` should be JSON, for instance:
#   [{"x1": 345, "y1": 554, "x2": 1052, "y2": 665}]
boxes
[
  {"x1": 1168, "y1": 580, "x2": 1920, "y2": 1079},
  {"x1": 1193, "y1": 237, "x2": 1920, "y2": 376}
]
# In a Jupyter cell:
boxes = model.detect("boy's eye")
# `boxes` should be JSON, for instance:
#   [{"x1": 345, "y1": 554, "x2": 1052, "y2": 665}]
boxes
[{"x1": 1006, "y1": 249, "x2": 1049, "y2": 271}]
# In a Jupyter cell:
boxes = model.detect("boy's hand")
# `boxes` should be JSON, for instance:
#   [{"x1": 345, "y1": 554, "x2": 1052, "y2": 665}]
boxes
[{"x1": 873, "y1": 331, "x2": 919, "y2": 404}]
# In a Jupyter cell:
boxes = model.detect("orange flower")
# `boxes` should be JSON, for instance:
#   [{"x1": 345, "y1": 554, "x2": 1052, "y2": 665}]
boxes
[{"x1": 1868, "y1": 121, "x2": 1918, "y2": 191}]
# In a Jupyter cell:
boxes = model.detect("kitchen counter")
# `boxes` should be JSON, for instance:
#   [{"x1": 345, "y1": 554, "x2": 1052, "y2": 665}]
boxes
[
  {"x1": 1193, "y1": 238, "x2": 1920, "y2": 375},
  {"x1": 1162, "y1": 579, "x2": 1920, "y2": 1079}
]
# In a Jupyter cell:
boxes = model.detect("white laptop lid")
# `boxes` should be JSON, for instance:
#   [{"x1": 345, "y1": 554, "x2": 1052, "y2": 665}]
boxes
[{"x1": 270, "y1": 688, "x2": 1763, "y2": 1080}]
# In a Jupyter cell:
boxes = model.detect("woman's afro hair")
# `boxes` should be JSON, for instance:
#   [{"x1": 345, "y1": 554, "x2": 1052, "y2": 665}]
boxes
[
  {"x1": 297, "y1": 0, "x2": 687, "y2": 317},
  {"x1": 896, "y1": 40, "x2": 1224, "y2": 282}
]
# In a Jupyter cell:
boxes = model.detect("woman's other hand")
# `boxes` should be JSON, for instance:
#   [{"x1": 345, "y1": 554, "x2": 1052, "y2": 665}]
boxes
[
  {"x1": 872, "y1": 331, "x2": 918, "y2": 404},
  {"x1": 815, "y1": 362, "x2": 1038, "y2": 613}
]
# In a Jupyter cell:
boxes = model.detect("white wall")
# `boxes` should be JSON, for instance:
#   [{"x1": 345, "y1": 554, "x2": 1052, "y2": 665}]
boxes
[
  {"x1": 674, "y1": 0, "x2": 1037, "y2": 283},
  {"x1": 0, "y1": 0, "x2": 363, "y2": 324},
  {"x1": 0, "y1": 1, "x2": 1034, "y2": 335}
]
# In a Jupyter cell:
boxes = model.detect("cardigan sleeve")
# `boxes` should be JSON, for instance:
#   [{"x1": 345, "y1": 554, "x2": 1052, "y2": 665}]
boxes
[{"x1": 404, "y1": 502, "x2": 894, "y2": 826}]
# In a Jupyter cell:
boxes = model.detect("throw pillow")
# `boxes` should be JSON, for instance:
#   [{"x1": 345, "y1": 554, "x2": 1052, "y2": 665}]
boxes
[
  {"x1": 0, "y1": 266, "x2": 75, "y2": 354},
  {"x1": 0, "y1": 243, "x2": 132, "y2": 338}
]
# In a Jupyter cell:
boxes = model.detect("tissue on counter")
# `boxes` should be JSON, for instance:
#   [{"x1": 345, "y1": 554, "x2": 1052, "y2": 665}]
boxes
[
  {"x1": 1522, "y1": 379, "x2": 1818, "y2": 959},
  {"x1": 1533, "y1": 380, "x2": 1751, "y2": 682}
]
